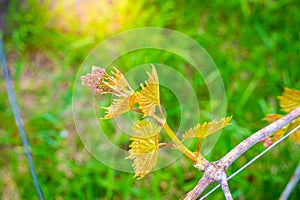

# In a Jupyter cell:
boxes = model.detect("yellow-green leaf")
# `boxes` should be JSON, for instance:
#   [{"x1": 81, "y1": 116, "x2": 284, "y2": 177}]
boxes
[
  {"x1": 102, "y1": 95, "x2": 136, "y2": 119},
  {"x1": 278, "y1": 88, "x2": 300, "y2": 113},
  {"x1": 288, "y1": 119, "x2": 300, "y2": 145},
  {"x1": 126, "y1": 120, "x2": 160, "y2": 179},
  {"x1": 290, "y1": 130, "x2": 300, "y2": 144},
  {"x1": 136, "y1": 66, "x2": 160, "y2": 117},
  {"x1": 110, "y1": 67, "x2": 133, "y2": 96},
  {"x1": 182, "y1": 117, "x2": 232, "y2": 139},
  {"x1": 131, "y1": 120, "x2": 161, "y2": 137},
  {"x1": 263, "y1": 114, "x2": 283, "y2": 123}
]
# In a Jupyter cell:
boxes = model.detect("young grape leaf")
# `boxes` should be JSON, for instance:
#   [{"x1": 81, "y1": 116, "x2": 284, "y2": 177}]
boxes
[
  {"x1": 110, "y1": 67, "x2": 133, "y2": 96},
  {"x1": 278, "y1": 88, "x2": 300, "y2": 113},
  {"x1": 288, "y1": 119, "x2": 300, "y2": 145},
  {"x1": 126, "y1": 120, "x2": 161, "y2": 179},
  {"x1": 263, "y1": 114, "x2": 283, "y2": 123},
  {"x1": 182, "y1": 117, "x2": 232, "y2": 139},
  {"x1": 136, "y1": 65, "x2": 160, "y2": 117},
  {"x1": 102, "y1": 94, "x2": 136, "y2": 119},
  {"x1": 290, "y1": 130, "x2": 300, "y2": 144}
]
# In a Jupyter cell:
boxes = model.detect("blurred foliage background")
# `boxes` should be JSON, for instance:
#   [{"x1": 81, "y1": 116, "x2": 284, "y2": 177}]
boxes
[{"x1": 0, "y1": 0, "x2": 300, "y2": 199}]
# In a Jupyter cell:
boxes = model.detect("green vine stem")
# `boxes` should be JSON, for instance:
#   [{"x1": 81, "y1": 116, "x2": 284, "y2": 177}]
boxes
[{"x1": 163, "y1": 122, "x2": 198, "y2": 162}]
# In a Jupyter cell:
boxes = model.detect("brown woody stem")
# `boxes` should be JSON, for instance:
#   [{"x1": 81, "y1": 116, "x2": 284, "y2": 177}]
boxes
[
  {"x1": 221, "y1": 106, "x2": 300, "y2": 169},
  {"x1": 185, "y1": 106, "x2": 300, "y2": 200},
  {"x1": 220, "y1": 178, "x2": 233, "y2": 200},
  {"x1": 183, "y1": 173, "x2": 214, "y2": 200}
]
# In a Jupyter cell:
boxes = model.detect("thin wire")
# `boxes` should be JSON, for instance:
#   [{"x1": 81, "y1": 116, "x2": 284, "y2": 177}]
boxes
[
  {"x1": 200, "y1": 124, "x2": 300, "y2": 200},
  {"x1": 0, "y1": 38, "x2": 44, "y2": 199},
  {"x1": 279, "y1": 161, "x2": 300, "y2": 200}
]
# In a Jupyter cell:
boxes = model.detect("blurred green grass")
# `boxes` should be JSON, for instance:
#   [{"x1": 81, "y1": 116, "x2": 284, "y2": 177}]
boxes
[{"x1": 1, "y1": 0, "x2": 300, "y2": 199}]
